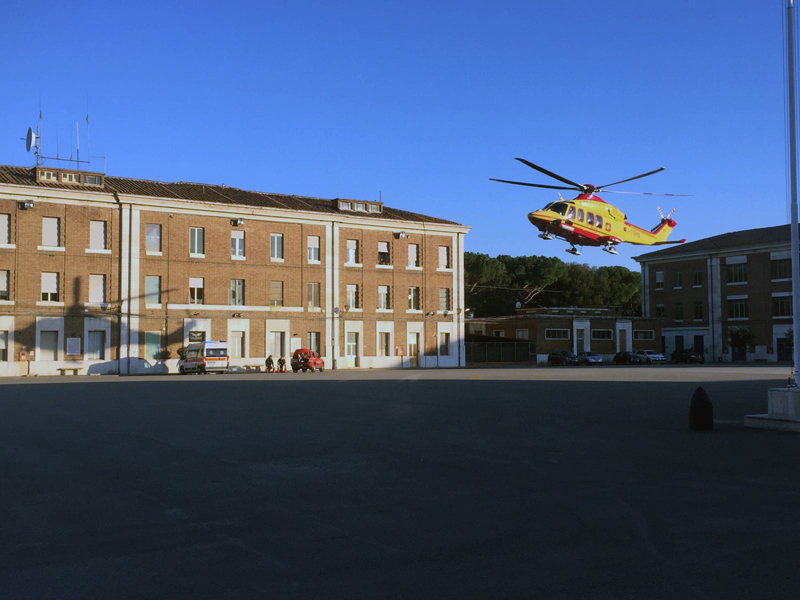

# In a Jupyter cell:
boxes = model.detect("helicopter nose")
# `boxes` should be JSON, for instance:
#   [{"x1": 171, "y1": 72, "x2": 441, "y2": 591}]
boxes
[{"x1": 528, "y1": 210, "x2": 545, "y2": 226}]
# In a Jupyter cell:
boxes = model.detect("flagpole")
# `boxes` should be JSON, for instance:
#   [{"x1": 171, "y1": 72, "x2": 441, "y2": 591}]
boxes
[{"x1": 787, "y1": 0, "x2": 800, "y2": 386}]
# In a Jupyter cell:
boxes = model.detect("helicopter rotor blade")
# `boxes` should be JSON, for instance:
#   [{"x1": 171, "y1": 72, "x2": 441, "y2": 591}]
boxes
[
  {"x1": 598, "y1": 167, "x2": 665, "y2": 189},
  {"x1": 599, "y1": 189, "x2": 693, "y2": 197},
  {"x1": 514, "y1": 158, "x2": 586, "y2": 190},
  {"x1": 489, "y1": 179, "x2": 581, "y2": 191}
]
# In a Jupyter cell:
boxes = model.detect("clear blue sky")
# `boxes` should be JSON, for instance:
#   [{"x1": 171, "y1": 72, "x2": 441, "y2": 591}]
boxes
[{"x1": 0, "y1": 0, "x2": 791, "y2": 270}]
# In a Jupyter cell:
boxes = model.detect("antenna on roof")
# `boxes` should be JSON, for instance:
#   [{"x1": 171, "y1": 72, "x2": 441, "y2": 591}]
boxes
[{"x1": 22, "y1": 102, "x2": 102, "y2": 171}]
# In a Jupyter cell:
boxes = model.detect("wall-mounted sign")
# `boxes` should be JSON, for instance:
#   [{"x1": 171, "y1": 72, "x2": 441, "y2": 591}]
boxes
[
  {"x1": 66, "y1": 337, "x2": 81, "y2": 356},
  {"x1": 189, "y1": 331, "x2": 205, "y2": 343}
]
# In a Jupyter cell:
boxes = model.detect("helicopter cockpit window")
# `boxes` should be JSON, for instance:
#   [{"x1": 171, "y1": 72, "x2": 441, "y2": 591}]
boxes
[
  {"x1": 577, "y1": 209, "x2": 584, "y2": 222},
  {"x1": 586, "y1": 212, "x2": 595, "y2": 226},
  {"x1": 550, "y1": 202, "x2": 568, "y2": 216},
  {"x1": 595, "y1": 215, "x2": 603, "y2": 228},
  {"x1": 566, "y1": 206, "x2": 575, "y2": 220}
]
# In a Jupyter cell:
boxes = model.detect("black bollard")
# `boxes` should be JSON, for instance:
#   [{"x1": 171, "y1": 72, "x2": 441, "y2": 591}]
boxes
[{"x1": 688, "y1": 386, "x2": 713, "y2": 431}]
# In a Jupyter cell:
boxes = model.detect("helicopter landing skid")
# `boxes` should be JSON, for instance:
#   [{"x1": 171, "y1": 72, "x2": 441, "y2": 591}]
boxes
[
  {"x1": 538, "y1": 231, "x2": 554, "y2": 241},
  {"x1": 602, "y1": 245, "x2": 619, "y2": 255},
  {"x1": 566, "y1": 246, "x2": 581, "y2": 256}
]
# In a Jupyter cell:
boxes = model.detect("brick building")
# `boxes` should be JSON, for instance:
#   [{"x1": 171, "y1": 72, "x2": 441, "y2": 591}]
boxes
[
  {"x1": 467, "y1": 306, "x2": 662, "y2": 363},
  {"x1": 634, "y1": 224, "x2": 797, "y2": 363},
  {"x1": 0, "y1": 164, "x2": 470, "y2": 376}
]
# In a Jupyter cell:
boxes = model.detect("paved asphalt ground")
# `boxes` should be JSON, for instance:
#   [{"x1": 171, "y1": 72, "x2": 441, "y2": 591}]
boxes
[{"x1": 2, "y1": 366, "x2": 799, "y2": 599}]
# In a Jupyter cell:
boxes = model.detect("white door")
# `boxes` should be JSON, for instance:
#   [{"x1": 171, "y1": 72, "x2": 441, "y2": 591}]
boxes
[
  {"x1": 346, "y1": 332, "x2": 359, "y2": 367},
  {"x1": 270, "y1": 331, "x2": 285, "y2": 358},
  {"x1": 40, "y1": 331, "x2": 58, "y2": 361},
  {"x1": 408, "y1": 333, "x2": 420, "y2": 367}
]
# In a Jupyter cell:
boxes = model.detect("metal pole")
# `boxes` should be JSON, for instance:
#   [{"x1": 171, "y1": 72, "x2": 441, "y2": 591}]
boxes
[{"x1": 788, "y1": 0, "x2": 800, "y2": 385}]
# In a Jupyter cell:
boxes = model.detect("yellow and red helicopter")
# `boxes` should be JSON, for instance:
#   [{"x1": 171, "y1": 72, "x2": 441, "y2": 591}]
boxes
[{"x1": 490, "y1": 158, "x2": 688, "y2": 256}]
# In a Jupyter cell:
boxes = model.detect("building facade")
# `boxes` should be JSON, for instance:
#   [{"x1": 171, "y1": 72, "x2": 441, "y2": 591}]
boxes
[
  {"x1": 0, "y1": 165, "x2": 470, "y2": 376},
  {"x1": 467, "y1": 306, "x2": 662, "y2": 363},
  {"x1": 634, "y1": 224, "x2": 796, "y2": 363}
]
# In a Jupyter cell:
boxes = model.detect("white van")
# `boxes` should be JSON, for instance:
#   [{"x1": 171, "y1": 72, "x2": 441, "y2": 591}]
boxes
[{"x1": 178, "y1": 341, "x2": 229, "y2": 374}]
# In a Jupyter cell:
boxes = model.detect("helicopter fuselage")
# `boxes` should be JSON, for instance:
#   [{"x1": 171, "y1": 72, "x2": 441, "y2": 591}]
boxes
[{"x1": 527, "y1": 193, "x2": 679, "y2": 248}]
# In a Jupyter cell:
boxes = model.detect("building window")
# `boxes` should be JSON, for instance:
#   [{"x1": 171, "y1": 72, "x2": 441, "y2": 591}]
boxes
[
  {"x1": 0, "y1": 214, "x2": 9, "y2": 244},
  {"x1": 89, "y1": 220, "x2": 107, "y2": 250},
  {"x1": 674, "y1": 272, "x2": 683, "y2": 288},
  {"x1": 230, "y1": 279, "x2": 245, "y2": 305},
  {"x1": 516, "y1": 329, "x2": 529, "y2": 340},
  {"x1": 346, "y1": 284, "x2": 359, "y2": 309},
  {"x1": 694, "y1": 301, "x2": 703, "y2": 320},
  {"x1": 89, "y1": 274, "x2": 105, "y2": 304},
  {"x1": 307, "y1": 282, "x2": 321, "y2": 309},
  {"x1": 0, "y1": 270, "x2": 8, "y2": 301},
  {"x1": 493, "y1": 330, "x2": 504, "y2": 338},
  {"x1": 655, "y1": 304, "x2": 665, "y2": 318},
  {"x1": 339, "y1": 201, "x2": 352, "y2": 211},
  {"x1": 693, "y1": 270, "x2": 703, "y2": 287},
  {"x1": 378, "y1": 241, "x2": 391, "y2": 265},
  {"x1": 42, "y1": 217, "x2": 60, "y2": 247},
  {"x1": 308, "y1": 332, "x2": 321, "y2": 354},
  {"x1": 270, "y1": 233, "x2": 284, "y2": 260},
  {"x1": 408, "y1": 244, "x2": 420, "y2": 267},
  {"x1": 307, "y1": 236, "x2": 320, "y2": 262},
  {"x1": 146, "y1": 224, "x2": 162, "y2": 252},
  {"x1": 727, "y1": 263, "x2": 747, "y2": 284},
  {"x1": 0, "y1": 330, "x2": 7, "y2": 361},
  {"x1": 145, "y1": 275, "x2": 161, "y2": 305},
  {"x1": 655, "y1": 271, "x2": 663, "y2": 290},
  {"x1": 189, "y1": 277, "x2": 204, "y2": 304},
  {"x1": 773, "y1": 296, "x2": 793, "y2": 318},
  {"x1": 438, "y1": 246, "x2": 451, "y2": 269},
  {"x1": 728, "y1": 298, "x2": 749, "y2": 319},
  {"x1": 591, "y1": 330, "x2": 613, "y2": 340},
  {"x1": 772, "y1": 258, "x2": 791, "y2": 281},
  {"x1": 269, "y1": 281, "x2": 284, "y2": 306},
  {"x1": 346, "y1": 239, "x2": 359, "y2": 264},
  {"x1": 439, "y1": 332, "x2": 451, "y2": 356},
  {"x1": 408, "y1": 286, "x2": 420, "y2": 310},
  {"x1": 378, "y1": 285, "x2": 390, "y2": 309},
  {"x1": 379, "y1": 332, "x2": 391, "y2": 357},
  {"x1": 355, "y1": 202, "x2": 366, "y2": 212},
  {"x1": 633, "y1": 330, "x2": 654, "y2": 341},
  {"x1": 231, "y1": 230, "x2": 245, "y2": 258},
  {"x1": 438, "y1": 288, "x2": 451, "y2": 311},
  {"x1": 230, "y1": 331, "x2": 246, "y2": 358},
  {"x1": 41, "y1": 272, "x2": 59, "y2": 302},
  {"x1": 84, "y1": 175, "x2": 102, "y2": 185},
  {"x1": 87, "y1": 331, "x2": 105, "y2": 360},
  {"x1": 545, "y1": 329, "x2": 570, "y2": 340},
  {"x1": 674, "y1": 302, "x2": 684, "y2": 321},
  {"x1": 190, "y1": 227, "x2": 205, "y2": 256}
]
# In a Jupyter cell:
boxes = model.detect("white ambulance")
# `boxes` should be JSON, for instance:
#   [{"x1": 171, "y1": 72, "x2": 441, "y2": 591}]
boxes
[{"x1": 178, "y1": 341, "x2": 229, "y2": 374}]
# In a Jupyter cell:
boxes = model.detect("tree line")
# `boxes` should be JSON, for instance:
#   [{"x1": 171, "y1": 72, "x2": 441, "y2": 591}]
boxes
[{"x1": 465, "y1": 252, "x2": 642, "y2": 317}]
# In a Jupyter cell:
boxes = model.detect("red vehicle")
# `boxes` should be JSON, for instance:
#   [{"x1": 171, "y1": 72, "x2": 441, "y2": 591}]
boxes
[{"x1": 291, "y1": 348, "x2": 325, "y2": 373}]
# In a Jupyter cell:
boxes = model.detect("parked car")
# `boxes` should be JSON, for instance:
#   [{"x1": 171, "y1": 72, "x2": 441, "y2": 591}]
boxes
[
  {"x1": 178, "y1": 341, "x2": 229, "y2": 374},
  {"x1": 671, "y1": 349, "x2": 705, "y2": 363},
  {"x1": 578, "y1": 351, "x2": 603, "y2": 366},
  {"x1": 548, "y1": 350, "x2": 580, "y2": 366},
  {"x1": 291, "y1": 348, "x2": 325, "y2": 372},
  {"x1": 612, "y1": 351, "x2": 642, "y2": 365},
  {"x1": 635, "y1": 349, "x2": 666, "y2": 364}
]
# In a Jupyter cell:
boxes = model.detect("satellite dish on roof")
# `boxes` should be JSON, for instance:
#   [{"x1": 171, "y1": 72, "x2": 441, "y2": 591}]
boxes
[{"x1": 25, "y1": 127, "x2": 37, "y2": 152}]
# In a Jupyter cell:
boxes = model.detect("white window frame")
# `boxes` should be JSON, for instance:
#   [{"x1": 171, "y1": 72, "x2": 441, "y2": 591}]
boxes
[
  {"x1": 408, "y1": 286, "x2": 421, "y2": 311},
  {"x1": 88, "y1": 274, "x2": 106, "y2": 305},
  {"x1": 145, "y1": 275, "x2": 161, "y2": 307},
  {"x1": 146, "y1": 223, "x2": 162, "y2": 254},
  {"x1": 190, "y1": 227, "x2": 205, "y2": 257},
  {"x1": 88, "y1": 220, "x2": 107, "y2": 251},
  {"x1": 307, "y1": 282, "x2": 321, "y2": 310},
  {"x1": 230, "y1": 279, "x2": 245, "y2": 306},
  {"x1": 655, "y1": 270, "x2": 664, "y2": 290},
  {"x1": 189, "y1": 277, "x2": 204, "y2": 304},
  {"x1": 438, "y1": 246, "x2": 452, "y2": 270},
  {"x1": 346, "y1": 284, "x2": 359, "y2": 309},
  {"x1": 270, "y1": 233, "x2": 284, "y2": 261},
  {"x1": 408, "y1": 244, "x2": 421, "y2": 269},
  {"x1": 231, "y1": 230, "x2": 245, "y2": 259},
  {"x1": 41, "y1": 272, "x2": 59, "y2": 303},
  {"x1": 346, "y1": 239, "x2": 360, "y2": 265},
  {"x1": 591, "y1": 329, "x2": 613, "y2": 340},
  {"x1": 0, "y1": 270, "x2": 9, "y2": 302},
  {"x1": 269, "y1": 280, "x2": 284, "y2": 306},
  {"x1": 0, "y1": 214, "x2": 11, "y2": 246},
  {"x1": 378, "y1": 285, "x2": 390, "y2": 310},
  {"x1": 41, "y1": 217, "x2": 61, "y2": 249},
  {"x1": 515, "y1": 329, "x2": 528, "y2": 340},
  {"x1": 307, "y1": 235, "x2": 320, "y2": 263},
  {"x1": 377, "y1": 241, "x2": 391, "y2": 266},
  {"x1": 545, "y1": 329, "x2": 570, "y2": 340}
]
